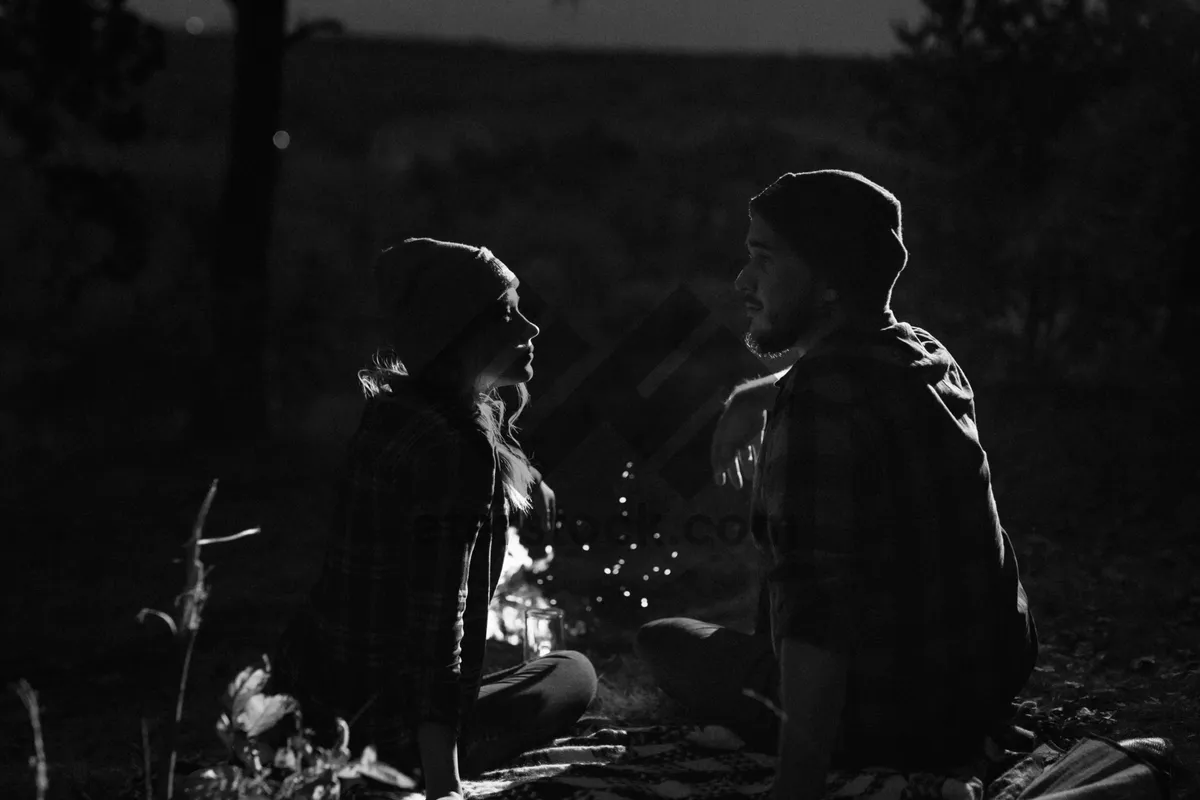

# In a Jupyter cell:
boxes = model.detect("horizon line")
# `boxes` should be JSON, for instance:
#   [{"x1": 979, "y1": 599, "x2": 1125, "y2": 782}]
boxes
[{"x1": 164, "y1": 27, "x2": 903, "y2": 61}]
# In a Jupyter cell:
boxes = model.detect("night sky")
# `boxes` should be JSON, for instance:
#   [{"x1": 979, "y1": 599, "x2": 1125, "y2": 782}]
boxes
[{"x1": 131, "y1": 0, "x2": 923, "y2": 54}]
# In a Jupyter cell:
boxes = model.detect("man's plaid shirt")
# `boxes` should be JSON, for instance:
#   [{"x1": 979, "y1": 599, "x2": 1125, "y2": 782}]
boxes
[
  {"x1": 272, "y1": 380, "x2": 509, "y2": 770},
  {"x1": 751, "y1": 317, "x2": 1038, "y2": 768}
]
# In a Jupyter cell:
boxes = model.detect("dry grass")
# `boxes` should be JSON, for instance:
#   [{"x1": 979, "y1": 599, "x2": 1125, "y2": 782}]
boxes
[{"x1": 589, "y1": 654, "x2": 682, "y2": 728}]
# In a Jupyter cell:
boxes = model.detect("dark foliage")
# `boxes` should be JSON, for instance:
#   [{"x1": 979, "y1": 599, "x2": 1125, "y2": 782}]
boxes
[
  {"x1": 875, "y1": 0, "x2": 1200, "y2": 375},
  {"x1": 0, "y1": 0, "x2": 165, "y2": 159}
]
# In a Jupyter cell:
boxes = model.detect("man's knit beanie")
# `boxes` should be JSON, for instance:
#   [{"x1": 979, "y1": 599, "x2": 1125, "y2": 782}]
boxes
[{"x1": 749, "y1": 170, "x2": 908, "y2": 307}]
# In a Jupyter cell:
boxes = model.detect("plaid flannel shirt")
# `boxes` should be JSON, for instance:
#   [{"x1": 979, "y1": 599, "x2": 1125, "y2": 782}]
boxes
[
  {"x1": 751, "y1": 317, "x2": 1038, "y2": 768},
  {"x1": 272, "y1": 380, "x2": 509, "y2": 770}
]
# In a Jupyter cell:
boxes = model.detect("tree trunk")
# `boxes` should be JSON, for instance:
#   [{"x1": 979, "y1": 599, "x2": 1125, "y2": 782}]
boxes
[
  {"x1": 1023, "y1": 275, "x2": 1043, "y2": 368},
  {"x1": 1161, "y1": 121, "x2": 1200, "y2": 391},
  {"x1": 194, "y1": 0, "x2": 286, "y2": 440},
  {"x1": 1160, "y1": 65, "x2": 1200, "y2": 399}
]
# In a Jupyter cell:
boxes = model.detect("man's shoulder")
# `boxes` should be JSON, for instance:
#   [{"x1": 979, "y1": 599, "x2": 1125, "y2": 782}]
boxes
[
  {"x1": 780, "y1": 350, "x2": 883, "y2": 409},
  {"x1": 785, "y1": 322, "x2": 961, "y2": 398}
]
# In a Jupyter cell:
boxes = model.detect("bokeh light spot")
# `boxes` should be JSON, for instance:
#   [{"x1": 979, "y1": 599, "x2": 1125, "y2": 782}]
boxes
[
  {"x1": 273, "y1": 130, "x2": 291, "y2": 149},
  {"x1": 185, "y1": 16, "x2": 204, "y2": 35}
]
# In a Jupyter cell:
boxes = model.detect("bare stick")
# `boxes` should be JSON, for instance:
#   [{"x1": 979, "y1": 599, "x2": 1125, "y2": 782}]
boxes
[
  {"x1": 164, "y1": 630, "x2": 201, "y2": 800},
  {"x1": 742, "y1": 688, "x2": 789, "y2": 723},
  {"x1": 141, "y1": 717, "x2": 154, "y2": 800},
  {"x1": 12, "y1": 679, "x2": 48, "y2": 800},
  {"x1": 196, "y1": 527, "x2": 261, "y2": 547},
  {"x1": 140, "y1": 479, "x2": 262, "y2": 800}
]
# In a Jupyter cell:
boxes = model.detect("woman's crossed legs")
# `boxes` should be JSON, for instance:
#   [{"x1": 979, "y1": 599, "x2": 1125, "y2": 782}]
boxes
[{"x1": 460, "y1": 649, "x2": 598, "y2": 778}]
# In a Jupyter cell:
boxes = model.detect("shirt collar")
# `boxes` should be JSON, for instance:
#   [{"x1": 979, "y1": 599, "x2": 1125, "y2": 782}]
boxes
[{"x1": 771, "y1": 310, "x2": 901, "y2": 393}]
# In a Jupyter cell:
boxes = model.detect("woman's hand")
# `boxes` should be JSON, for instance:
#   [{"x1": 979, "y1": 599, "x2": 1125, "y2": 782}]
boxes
[
  {"x1": 416, "y1": 723, "x2": 462, "y2": 800},
  {"x1": 528, "y1": 474, "x2": 556, "y2": 537},
  {"x1": 711, "y1": 386, "x2": 770, "y2": 489}
]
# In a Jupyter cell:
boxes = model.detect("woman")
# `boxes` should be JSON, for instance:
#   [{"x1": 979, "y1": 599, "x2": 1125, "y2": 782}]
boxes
[{"x1": 271, "y1": 237, "x2": 597, "y2": 799}]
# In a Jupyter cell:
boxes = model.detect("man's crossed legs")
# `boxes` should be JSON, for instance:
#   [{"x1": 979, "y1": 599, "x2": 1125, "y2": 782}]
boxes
[{"x1": 635, "y1": 616, "x2": 781, "y2": 754}]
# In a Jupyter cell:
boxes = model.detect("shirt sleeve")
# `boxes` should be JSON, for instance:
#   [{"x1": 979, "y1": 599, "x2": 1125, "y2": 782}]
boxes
[
  {"x1": 402, "y1": 432, "x2": 494, "y2": 731},
  {"x1": 456, "y1": 510, "x2": 506, "y2": 731},
  {"x1": 766, "y1": 381, "x2": 883, "y2": 657}
]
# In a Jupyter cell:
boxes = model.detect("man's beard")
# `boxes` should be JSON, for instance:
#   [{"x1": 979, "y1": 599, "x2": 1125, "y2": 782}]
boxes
[{"x1": 743, "y1": 308, "x2": 808, "y2": 359}]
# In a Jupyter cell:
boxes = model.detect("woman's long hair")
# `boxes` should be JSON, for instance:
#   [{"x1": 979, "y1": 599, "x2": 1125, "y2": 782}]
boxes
[{"x1": 358, "y1": 348, "x2": 537, "y2": 517}]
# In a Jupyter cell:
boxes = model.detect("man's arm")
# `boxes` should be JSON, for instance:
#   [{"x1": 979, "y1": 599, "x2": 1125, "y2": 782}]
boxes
[
  {"x1": 712, "y1": 368, "x2": 792, "y2": 488},
  {"x1": 768, "y1": 371, "x2": 873, "y2": 796},
  {"x1": 733, "y1": 368, "x2": 792, "y2": 397},
  {"x1": 773, "y1": 637, "x2": 848, "y2": 800}
]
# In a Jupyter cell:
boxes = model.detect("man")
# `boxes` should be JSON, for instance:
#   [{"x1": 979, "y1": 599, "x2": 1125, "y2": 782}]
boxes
[{"x1": 635, "y1": 170, "x2": 1038, "y2": 798}]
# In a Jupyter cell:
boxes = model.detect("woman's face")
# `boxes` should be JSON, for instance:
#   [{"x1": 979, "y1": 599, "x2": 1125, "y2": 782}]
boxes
[{"x1": 474, "y1": 286, "x2": 540, "y2": 390}]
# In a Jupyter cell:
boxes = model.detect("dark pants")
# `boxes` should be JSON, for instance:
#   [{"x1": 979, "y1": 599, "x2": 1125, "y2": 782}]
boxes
[
  {"x1": 634, "y1": 617, "x2": 782, "y2": 755},
  {"x1": 637, "y1": 615, "x2": 1027, "y2": 770},
  {"x1": 460, "y1": 649, "x2": 598, "y2": 778}
]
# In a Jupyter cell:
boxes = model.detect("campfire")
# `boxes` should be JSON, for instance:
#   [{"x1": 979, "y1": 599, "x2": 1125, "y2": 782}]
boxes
[{"x1": 487, "y1": 526, "x2": 556, "y2": 646}]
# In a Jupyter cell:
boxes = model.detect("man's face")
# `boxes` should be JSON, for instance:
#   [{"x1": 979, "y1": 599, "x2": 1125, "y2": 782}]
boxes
[{"x1": 735, "y1": 213, "x2": 823, "y2": 359}]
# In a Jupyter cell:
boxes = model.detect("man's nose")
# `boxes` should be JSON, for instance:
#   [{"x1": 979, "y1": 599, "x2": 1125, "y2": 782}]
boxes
[{"x1": 734, "y1": 265, "x2": 753, "y2": 294}]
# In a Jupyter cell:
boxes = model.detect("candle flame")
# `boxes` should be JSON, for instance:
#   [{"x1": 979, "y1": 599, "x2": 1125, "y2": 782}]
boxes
[{"x1": 487, "y1": 527, "x2": 554, "y2": 645}]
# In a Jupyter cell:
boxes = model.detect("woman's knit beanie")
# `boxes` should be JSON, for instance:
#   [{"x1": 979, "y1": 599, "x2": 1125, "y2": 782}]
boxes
[{"x1": 372, "y1": 237, "x2": 518, "y2": 376}]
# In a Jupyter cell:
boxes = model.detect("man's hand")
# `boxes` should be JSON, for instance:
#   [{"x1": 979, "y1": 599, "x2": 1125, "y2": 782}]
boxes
[{"x1": 711, "y1": 386, "x2": 771, "y2": 489}]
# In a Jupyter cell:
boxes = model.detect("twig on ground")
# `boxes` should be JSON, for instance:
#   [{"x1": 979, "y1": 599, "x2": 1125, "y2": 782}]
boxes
[
  {"x1": 12, "y1": 679, "x2": 49, "y2": 800},
  {"x1": 742, "y1": 688, "x2": 789, "y2": 723},
  {"x1": 142, "y1": 717, "x2": 154, "y2": 800}
]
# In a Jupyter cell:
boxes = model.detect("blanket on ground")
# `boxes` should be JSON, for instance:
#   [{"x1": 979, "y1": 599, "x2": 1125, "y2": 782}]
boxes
[{"x1": 456, "y1": 722, "x2": 1049, "y2": 800}]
